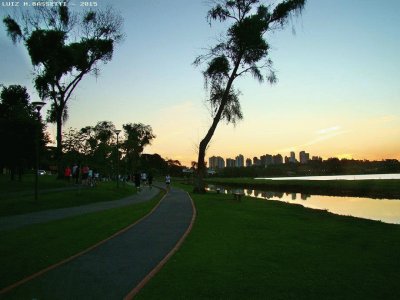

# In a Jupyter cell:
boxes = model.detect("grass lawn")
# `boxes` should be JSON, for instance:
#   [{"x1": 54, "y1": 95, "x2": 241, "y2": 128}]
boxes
[
  {"x1": 0, "y1": 174, "x2": 70, "y2": 192},
  {"x1": 207, "y1": 177, "x2": 400, "y2": 199},
  {"x1": 0, "y1": 190, "x2": 164, "y2": 290},
  {"x1": 137, "y1": 184, "x2": 400, "y2": 299},
  {"x1": 0, "y1": 176, "x2": 137, "y2": 216}
]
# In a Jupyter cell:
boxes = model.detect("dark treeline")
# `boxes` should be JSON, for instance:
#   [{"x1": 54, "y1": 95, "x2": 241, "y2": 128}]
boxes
[
  {"x1": 215, "y1": 158, "x2": 400, "y2": 178},
  {"x1": 0, "y1": 85, "x2": 49, "y2": 180},
  {"x1": 40, "y1": 121, "x2": 185, "y2": 179},
  {"x1": 1, "y1": 111, "x2": 186, "y2": 180}
]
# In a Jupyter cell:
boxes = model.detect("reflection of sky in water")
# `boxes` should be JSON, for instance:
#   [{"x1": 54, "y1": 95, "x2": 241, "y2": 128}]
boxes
[
  {"x1": 207, "y1": 186, "x2": 400, "y2": 225},
  {"x1": 255, "y1": 174, "x2": 400, "y2": 181}
]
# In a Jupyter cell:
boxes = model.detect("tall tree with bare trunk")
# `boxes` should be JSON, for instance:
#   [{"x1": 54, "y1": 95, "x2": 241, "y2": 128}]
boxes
[
  {"x1": 3, "y1": 3, "x2": 124, "y2": 177},
  {"x1": 194, "y1": 0, "x2": 306, "y2": 192}
]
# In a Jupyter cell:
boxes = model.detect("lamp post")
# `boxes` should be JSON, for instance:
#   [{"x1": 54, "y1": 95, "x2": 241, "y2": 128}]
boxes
[
  {"x1": 115, "y1": 129, "x2": 121, "y2": 188},
  {"x1": 32, "y1": 101, "x2": 46, "y2": 201}
]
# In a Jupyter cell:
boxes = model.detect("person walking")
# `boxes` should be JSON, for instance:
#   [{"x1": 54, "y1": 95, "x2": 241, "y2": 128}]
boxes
[
  {"x1": 148, "y1": 173, "x2": 153, "y2": 189},
  {"x1": 64, "y1": 166, "x2": 71, "y2": 182},
  {"x1": 134, "y1": 172, "x2": 141, "y2": 191},
  {"x1": 88, "y1": 168, "x2": 93, "y2": 187},
  {"x1": 165, "y1": 174, "x2": 171, "y2": 191},
  {"x1": 72, "y1": 163, "x2": 79, "y2": 184},
  {"x1": 82, "y1": 165, "x2": 89, "y2": 185},
  {"x1": 141, "y1": 172, "x2": 147, "y2": 186}
]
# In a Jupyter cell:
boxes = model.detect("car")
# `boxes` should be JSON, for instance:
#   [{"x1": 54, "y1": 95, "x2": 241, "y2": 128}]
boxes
[{"x1": 38, "y1": 170, "x2": 46, "y2": 175}]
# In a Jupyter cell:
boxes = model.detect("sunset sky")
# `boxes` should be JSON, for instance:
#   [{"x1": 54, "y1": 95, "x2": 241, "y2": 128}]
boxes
[{"x1": 1, "y1": 0, "x2": 399, "y2": 166}]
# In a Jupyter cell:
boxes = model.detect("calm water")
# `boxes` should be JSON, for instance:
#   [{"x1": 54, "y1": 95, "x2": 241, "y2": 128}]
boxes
[
  {"x1": 207, "y1": 185, "x2": 400, "y2": 224},
  {"x1": 255, "y1": 173, "x2": 400, "y2": 181}
]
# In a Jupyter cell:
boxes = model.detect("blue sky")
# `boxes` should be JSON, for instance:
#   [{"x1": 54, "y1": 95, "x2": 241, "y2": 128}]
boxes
[{"x1": 1, "y1": 0, "x2": 399, "y2": 166}]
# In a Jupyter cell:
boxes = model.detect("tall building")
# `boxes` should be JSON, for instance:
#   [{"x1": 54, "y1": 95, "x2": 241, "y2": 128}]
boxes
[
  {"x1": 265, "y1": 154, "x2": 273, "y2": 166},
  {"x1": 260, "y1": 154, "x2": 273, "y2": 166},
  {"x1": 235, "y1": 154, "x2": 244, "y2": 167},
  {"x1": 299, "y1": 151, "x2": 310, "y2": 164},
  {"x1": 273, "y1": 154, "x2": 283, "y2": 164},
  {"x1": 246, "y1": 158, "x2": 252, "y2": 167},
  {"x1": 289, "y1": 151, "x2": 296, "y2": 163},
  {"x1": 226, "y1": 158, "x2": 236, "y2": 167},
  {"x1": 209, "y1": 156, "x2": 217, "y2": 169},
  {"x1": 253, "y1": 157, "x2": 260, "y2": 166},
  {"x1": 209, "y1": 156, "x2": 225, "y2": 169}
]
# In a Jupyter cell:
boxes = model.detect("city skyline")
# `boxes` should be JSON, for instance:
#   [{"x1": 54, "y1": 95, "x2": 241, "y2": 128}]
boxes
[
  {"x1": 209, "y1": 150, "x2": 320, "y2": 169},
  {"x1": 1, "y1": 0, "x2": 399, "y2": 167},
  {"x1": 209, "y1": 149, "x2": 397, "y2": 170}
]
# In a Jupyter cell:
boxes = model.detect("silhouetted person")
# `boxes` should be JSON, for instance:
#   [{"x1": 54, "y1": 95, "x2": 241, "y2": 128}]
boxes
[
  {"x1": 148, "y1": 173, "x2": 153, "y2": 189},
  {"x1": 165, "y1": 174, "x2": 171, "y2": 190},
  {"x1": 64, "y1": 166, "x2": 71, "y2": 182},
  {"x1": 82, "y1": 165, "x2": 89, "y2": 185},
  {"x1": 134, "y1": 172, "x2": 141, "y2": 191},
  {"x1": 72, "y1": 163, "x2": 79, "y2": 184}
]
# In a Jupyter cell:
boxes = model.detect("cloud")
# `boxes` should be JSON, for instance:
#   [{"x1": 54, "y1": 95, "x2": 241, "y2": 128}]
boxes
[
  {"x1": 279, "y1": 125, "x2": 347, "y2": 153},
  {"x1": 316, "y1": 126, "x2": 341, "y2": 135},
  {"x1": 370, "y1": 115, "x2": 398, "y2": 125}
]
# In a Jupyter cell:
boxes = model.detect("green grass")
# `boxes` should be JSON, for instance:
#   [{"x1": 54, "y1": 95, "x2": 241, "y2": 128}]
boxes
[
  {"x1": 137, "y1": 184, "x2": 400, "y2": 299},
  {"x1": 0, "y1": 174, "x2": 69, "y2": 192},
  {"x1": 0, "y1": 179, "x2": 137, "y2": 216},
  {"x1": 0, "y1": 190, "x2": 164, "y2": 290},
  {"x1": 207, "y1": 177, "x2": 400, "y2": 199}
]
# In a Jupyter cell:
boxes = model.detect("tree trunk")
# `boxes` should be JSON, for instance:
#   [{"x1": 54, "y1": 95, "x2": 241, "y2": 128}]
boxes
[
  {"x1": 194, "y1": 139, "x2": 208, "y2": 193},
  {"x1": 56, "y1": 108, "x2": 64, "y2": 179}
]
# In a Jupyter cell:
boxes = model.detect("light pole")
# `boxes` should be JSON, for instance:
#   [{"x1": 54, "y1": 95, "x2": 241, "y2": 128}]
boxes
[
  {"x1": 32, "y1": 101, "x2": 46, "y2": 201},
  {"x1": 115, "y1": 129, "x2": 121, "y2": 188}
]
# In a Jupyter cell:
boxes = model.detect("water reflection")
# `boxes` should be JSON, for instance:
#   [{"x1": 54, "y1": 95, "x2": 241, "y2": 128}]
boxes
[
  {"x1": 206, "y1": 185, "x2": 400, "y2": 224},
  {"x1": 255, "y1": 173, "x2": 400, "y2": 181}
]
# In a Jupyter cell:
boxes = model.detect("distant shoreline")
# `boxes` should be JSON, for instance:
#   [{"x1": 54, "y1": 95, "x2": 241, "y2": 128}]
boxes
[{"x1": 206, "y1": 177, "x2": 400, "y2": 200}]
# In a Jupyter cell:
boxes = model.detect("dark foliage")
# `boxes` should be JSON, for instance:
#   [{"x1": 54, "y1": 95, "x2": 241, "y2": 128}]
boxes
[
  {"x1": 2, "y1": 4, "x2": 124, "y2": 176},
  {"x1": 0, "y1": 85, "x2": 47, "y2": 180}
]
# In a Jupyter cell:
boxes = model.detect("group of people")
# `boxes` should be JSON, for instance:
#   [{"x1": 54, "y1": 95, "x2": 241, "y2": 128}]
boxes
[
  {"x1": 63, "y1": 165, "x2": 172, "y2": 191},
  {"x1": 132, "y1": 172, "x2": 171, "y2": 191},
  {"x1": 64, "y1": 164, "x2": 98, "y2": 187},
  {"x1": 132, "y1": 172, "x2": 153, "y2": 190}
]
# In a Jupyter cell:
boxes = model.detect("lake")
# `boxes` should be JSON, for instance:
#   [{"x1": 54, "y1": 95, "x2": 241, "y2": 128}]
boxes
[
  {"x1": 207, "y1": 185, "x2": 400, "y2": 225},
  {"x1": 255, "y1": 173, "x2": 400, "y2": 181}
]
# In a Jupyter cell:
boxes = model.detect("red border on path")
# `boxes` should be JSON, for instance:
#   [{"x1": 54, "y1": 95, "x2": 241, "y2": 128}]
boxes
[
  {"x1": 0, "y1": 190, "x2": 166, "y2": 296},
  {"x1": 124, "y1": 192, "x2": 197, "y2": 299}
]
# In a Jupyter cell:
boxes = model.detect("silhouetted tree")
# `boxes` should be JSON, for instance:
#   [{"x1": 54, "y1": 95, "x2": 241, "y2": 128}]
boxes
[
  {"x1": 122, "y1": 123, "x2": 155, "y2": 172},
  {"x1": 62, "y1": 121, "x2": 117, "y2": 176},
  {"x1": 0, "y1": 85, "x2": 48, "y2": 180},
  {"x1": 166, "y1": 159, "x2": 185, "y2": 176},
  {"x1": 193, "y1": 0, "x2": 306, "y2": 192},
  {"x1": 3, "y1": 3, "x2": 124, "y2": 177},
  {"x1": 140, "y1": 153, "x2": 168, "y2": 176}
]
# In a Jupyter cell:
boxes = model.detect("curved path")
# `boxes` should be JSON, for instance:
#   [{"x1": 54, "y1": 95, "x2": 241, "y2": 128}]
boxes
[
  {"x1": 0, "y1": 187, "x2": 159, "y2": 231},
  {"x1": 2, "y1": 186, "x2": 195, "y2": 299}
]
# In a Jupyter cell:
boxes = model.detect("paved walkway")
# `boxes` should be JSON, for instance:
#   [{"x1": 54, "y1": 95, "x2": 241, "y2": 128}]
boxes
[
  {"x1": 0, "y1": 187, "x2": 160, "y2": 231},
  {"x1": 2, "y1": 187, "x2": 195, "y2": 299}
]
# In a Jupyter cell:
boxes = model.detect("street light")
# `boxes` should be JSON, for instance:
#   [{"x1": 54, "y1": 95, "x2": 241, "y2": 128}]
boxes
[
  {"x1": 32, "y1": 101, "x2": 46, "y2": 201},
  {"x1": 115, "y1": 129, "x2": 121, "y2": 188}
]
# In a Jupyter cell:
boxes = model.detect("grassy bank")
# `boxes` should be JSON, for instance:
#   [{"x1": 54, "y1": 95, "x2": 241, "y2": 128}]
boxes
[
  {"x1": 0, "y1": 174, "x2": 71, "y2": 192},
  {"x1": 137, "y1": 184, "x2": 400, "y2": 299},
  {"x1": 207, "y1": 177, "x2": 400, "y2": 199},
  {"x1": 0, "y1": 178, "x2": 137, "y2": 216},
  {"x1": 0, "y1": 190, "x2": 164, "y2": 290}
]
